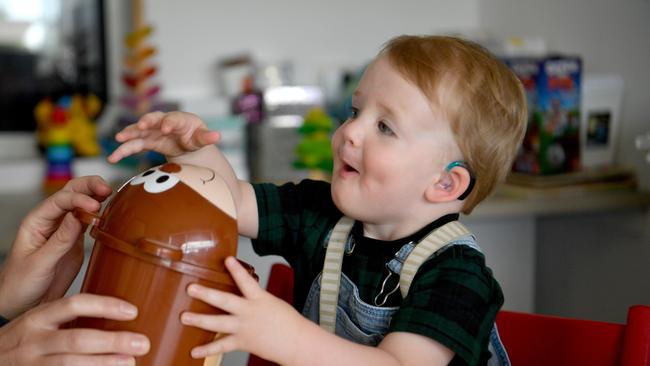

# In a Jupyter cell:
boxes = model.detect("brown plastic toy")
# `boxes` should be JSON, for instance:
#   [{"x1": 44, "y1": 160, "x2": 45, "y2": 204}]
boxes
[{"x1": 71, "y1": 163, "x2": 254, "y2": 366}]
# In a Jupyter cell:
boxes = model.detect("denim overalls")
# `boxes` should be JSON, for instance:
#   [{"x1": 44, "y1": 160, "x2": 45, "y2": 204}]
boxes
[{"x1": 301, "y1": 217, "x2": 510, "y2": 365}]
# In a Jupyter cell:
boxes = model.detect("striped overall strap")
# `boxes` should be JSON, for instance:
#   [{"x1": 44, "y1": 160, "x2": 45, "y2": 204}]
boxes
[
  {"x1": 319, "y1": 216, "x2": 355, "y2": 332},
  {"x1": 399, "y1": 221, "x2": 471, "y2": 298}
]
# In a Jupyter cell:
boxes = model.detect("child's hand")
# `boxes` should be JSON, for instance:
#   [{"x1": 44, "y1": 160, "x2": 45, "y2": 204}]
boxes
[
  {"x1": 107, "y1": 111, "x2": 220, "y2": 164},
  {"x1": 181, "y1": 257, "x2": 307, "y2": 364}
]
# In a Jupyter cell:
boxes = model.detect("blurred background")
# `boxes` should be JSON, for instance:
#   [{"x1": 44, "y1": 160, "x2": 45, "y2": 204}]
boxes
[{"x1": 0, "y1": 0, "x2": 648, "y2": 364}]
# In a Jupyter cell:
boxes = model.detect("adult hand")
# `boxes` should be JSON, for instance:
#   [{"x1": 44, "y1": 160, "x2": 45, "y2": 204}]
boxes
[
  {"x1": 0, "y1": 176, "x2": 112, "y2": 319},
  {"x1": 0, "y1": 293, "x2": 150, "y2": 366}
]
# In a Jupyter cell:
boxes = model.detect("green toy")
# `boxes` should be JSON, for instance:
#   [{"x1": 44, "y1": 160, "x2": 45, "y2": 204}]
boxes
[{"x1": 294, "y1": 108, "x2": 334, "y2": 180}]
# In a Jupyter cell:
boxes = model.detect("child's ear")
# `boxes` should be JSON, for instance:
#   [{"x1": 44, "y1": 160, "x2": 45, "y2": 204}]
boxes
[{"x1": 424, "y1": 166, "x2": 472, "y2": 203}]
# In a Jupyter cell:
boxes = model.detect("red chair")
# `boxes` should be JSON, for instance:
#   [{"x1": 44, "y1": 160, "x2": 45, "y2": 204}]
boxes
[
  {"x1": 252, "y1": 263, "x2": 650, "y2": 366},
  {"x1": 496, "y1": 306, "x2": 650, "y2": 366}
]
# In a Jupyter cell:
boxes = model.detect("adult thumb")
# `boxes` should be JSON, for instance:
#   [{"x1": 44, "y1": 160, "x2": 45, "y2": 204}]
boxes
[{"x1": 31, "y1": 212, "x2": 83, "y2": 270}]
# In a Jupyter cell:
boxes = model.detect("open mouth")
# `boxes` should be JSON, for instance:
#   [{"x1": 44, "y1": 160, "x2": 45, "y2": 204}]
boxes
[{"x1": 343, "y1": 163, "x2": 358, "y2": 173}]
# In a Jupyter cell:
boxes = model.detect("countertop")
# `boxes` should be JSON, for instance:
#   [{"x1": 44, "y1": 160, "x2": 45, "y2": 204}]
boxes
[
  {"x1": 2, "y1": 156, "x2": 650, "y2": 254},
  {"x1": 2, "y1": 183, "x2": 649, "y2": 255}
]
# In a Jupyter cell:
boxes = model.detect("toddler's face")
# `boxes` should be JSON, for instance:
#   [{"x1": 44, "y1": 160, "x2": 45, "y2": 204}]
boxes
[{"x1": 331, "y1": 56, "x2": 461, "y2": 226}]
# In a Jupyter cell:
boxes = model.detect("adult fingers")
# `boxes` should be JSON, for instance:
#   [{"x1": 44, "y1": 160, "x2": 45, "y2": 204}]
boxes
[
  {"x1": 42, "y1": 354, "x2": 137, "y2": 366},
  {"x1": 224, "y1": 256, "x2": 262, "y2": 299},
  {"x1": 28, "y1": 212, "x2": 83, "y2": 271},
  {"x1": 31, "y1": 293, "x2": 139, "y2": 326},
  {"x1": 34, "y1": 328, "x2": 149, "y2": 357},
  {"x1": 61, "y1": 175, "x2": 112, "y2": 199},
  {"x1": 26, "y1": 175, "x2": 110, "y2": 231},
  {"x1": 14, "y1": 190, "x2": 99, "y2": 254},
  {"x1": 26, "y1": 182, "x2": 106, "y2": 230},
  {"x1": 47, "y1": 212, "x2": 82, "y2": 249},
  {"x1": 7, "y1": 352, "x2": 135, "y2": 366},
  {"x1": 180, "y1": 313, "x2": 239, "y2": 334},
  {"x1": 38, "y1": 232, "x2": 85, "y2": 301},
  {"x1": 186, "y1": 284, "x2": 245, "y2": 314}
]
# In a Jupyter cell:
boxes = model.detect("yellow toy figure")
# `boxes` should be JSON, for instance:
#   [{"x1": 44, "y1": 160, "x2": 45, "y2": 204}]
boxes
[
  {"x1": 34, "y1": 94, "x2": 102, "y2": 194},
  {"x1": 69, "y1": 94, "x2": 102, "y2": 156}
]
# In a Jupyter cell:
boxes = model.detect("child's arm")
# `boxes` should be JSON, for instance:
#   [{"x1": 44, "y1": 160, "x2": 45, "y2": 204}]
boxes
[
  {"x1": 182, "y1": 257, "x2": 454, "y2": 366},
  {"x1": 107, "y1": 111, "x2": 258, "y2": 238}
]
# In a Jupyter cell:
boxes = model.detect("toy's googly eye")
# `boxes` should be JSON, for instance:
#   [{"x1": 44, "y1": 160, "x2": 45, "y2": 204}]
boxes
[
  {"x1": 130, "y1": 169, "x2": 156, "y2": 186},
  {"x1": 129, "y1": 168, "x2": 180, "y2": 193},
  {"x1": 143, "y1": 173, "x2": 179, "y2": 193}
]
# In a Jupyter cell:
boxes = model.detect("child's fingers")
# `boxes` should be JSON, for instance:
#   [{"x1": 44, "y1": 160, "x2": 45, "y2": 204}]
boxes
[
  {"x1": 107, "y1": 139, "x2": 146, "y2": 163},
  {"x1": 193, "y1": 129, "x2": 221, "y2": 147},
  {"x1": 186, "y1": 284, "x2": 245, "y2": 314},
  {"x1": 137, "y1": 111, "x2": 166, "y2": 130},
  {"x1": 224, "y1": 256, "x2": 261, "y2": 298},
  {"x1": 191, "y1": 334, "x2": 239, "y2": 359},
  {"x1": 159, "y1": 113, "x2": 203, "y2": 137},
  {"x1": 180, "y1": 313, "x2": 239, "y2": 334},
  {"x1": 160, "y1": 116, "x2": 185, "y2": 135},
  {"x1": 114, "y1": 124, "x2": 145, "y2": 142}
]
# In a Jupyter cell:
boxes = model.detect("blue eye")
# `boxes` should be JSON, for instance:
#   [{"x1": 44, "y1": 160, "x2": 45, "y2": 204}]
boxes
[
  {"x1": 378, "y1": 121, "x2": 394, "y2": 136},
  {"x1": 348, "y1": 107, "x2": 359, "y2": 119}
]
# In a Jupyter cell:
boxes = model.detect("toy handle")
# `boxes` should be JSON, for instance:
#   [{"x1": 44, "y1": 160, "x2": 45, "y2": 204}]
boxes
[
  {"x1": 73, "y1": 208, "x2": 102, "y2": 226},
  {"x1": 136, "y1": 238, "x2": 183, "y2": 261}
]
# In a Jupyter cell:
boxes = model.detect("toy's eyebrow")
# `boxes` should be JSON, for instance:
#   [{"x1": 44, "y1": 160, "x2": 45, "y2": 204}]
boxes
[
  {"x1": 160, "y1": 162, "x2": 181, "y2": 173},
  {"x1": 201, "y1": 170, "x2": 215, "y2": 184}
]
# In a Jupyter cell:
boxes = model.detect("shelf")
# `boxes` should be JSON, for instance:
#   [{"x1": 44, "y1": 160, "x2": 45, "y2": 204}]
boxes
[{"x1": 470, "y1": 190, "x2": 650, "y2": 219}]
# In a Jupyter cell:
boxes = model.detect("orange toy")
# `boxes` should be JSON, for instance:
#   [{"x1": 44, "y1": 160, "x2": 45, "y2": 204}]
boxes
[{"x1": 72, "y1": 163, "x2": 256, "y2": 366}]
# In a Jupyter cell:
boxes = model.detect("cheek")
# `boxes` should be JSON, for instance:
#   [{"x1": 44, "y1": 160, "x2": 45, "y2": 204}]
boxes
[
  {"x1": 364, "y1": 147, "x2": 433, "y2": 187},
  {"x1": 331, "y1": 129, "x2": 342, "y2": 152},
  {"x1": 361, "y1": 149, "x2": 399, "y2": 183}
]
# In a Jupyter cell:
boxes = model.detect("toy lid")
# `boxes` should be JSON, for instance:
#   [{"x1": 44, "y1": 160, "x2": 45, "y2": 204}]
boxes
[{"x1": 82, "y1": 163, "x2": 239, "y2": 275}]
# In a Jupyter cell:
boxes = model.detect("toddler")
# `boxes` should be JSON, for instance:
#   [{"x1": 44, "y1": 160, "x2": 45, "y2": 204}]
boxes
[{"x1": 109, "y1": 35, "x2": 527, "y2": 365}]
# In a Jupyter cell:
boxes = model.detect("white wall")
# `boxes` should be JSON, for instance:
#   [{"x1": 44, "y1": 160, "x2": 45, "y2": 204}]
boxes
[
  {"x1": 100, "y1": 0, "x2": 650, "y2": 325},
  {"x1": 479, "y1": 0, "x2": 650, "y2": 189},
  {"x1": 106, "y1": 0, "x2": 479, "y2": 101}
]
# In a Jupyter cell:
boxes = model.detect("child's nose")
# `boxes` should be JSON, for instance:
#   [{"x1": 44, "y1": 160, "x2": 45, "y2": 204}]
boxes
[{"x1": 341, "y1": 119, "x2": 364, "y2": 147}]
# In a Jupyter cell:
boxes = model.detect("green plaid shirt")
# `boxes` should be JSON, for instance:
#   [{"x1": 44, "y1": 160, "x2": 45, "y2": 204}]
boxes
[{"x1": 252, "y1": 180, "x2": 503, "y2": 365}]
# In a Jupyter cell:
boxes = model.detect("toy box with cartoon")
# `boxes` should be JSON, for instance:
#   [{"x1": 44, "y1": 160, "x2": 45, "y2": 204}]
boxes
[{"x1": 506, "y1": 56, "x2": 582, "y2": 175}]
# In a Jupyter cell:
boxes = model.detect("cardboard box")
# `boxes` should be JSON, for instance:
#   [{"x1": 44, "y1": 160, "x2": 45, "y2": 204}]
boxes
[{"x1": 506, "y1": 56, "x2": 582, "y2": 175}]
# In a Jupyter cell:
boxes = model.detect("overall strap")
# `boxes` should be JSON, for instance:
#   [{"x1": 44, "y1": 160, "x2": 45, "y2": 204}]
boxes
[
  {"x1": 399, "y1": 221, "x2": 471, "y2": 298},
  {"x1": 319, "y1": 216, "x2": 472, "y2": 333},
  {"x1": 319, "y1": 216, "x2": 354, "y2": 332}
]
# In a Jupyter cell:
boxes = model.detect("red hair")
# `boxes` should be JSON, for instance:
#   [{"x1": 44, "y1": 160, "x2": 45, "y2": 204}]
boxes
[{"x1": 381, "y1": 35, "x2": 527, "y2": 214}]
